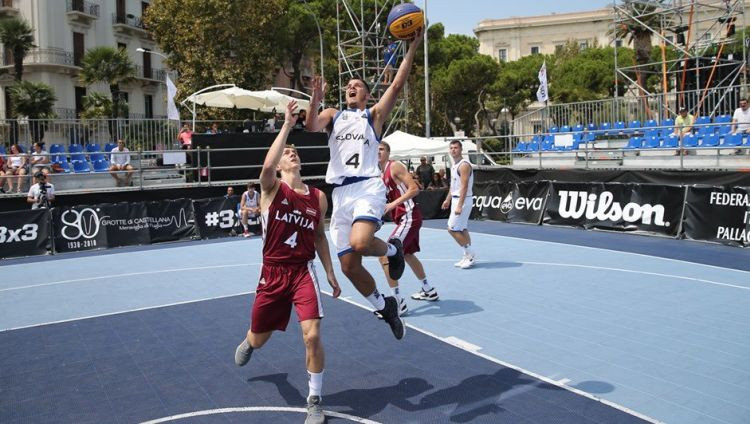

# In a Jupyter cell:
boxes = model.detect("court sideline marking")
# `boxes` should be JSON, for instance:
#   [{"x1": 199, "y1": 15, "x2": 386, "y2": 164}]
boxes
[{"x1": 139, "y1": 406, "x2": 381, "y2": 424}]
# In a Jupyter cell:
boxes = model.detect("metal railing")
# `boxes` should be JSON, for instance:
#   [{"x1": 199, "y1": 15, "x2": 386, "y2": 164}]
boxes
[
  {"x1": 134, "y1": 65, "x2": 166, "y2": 82},
  {"x1": 1, "y1": 47, "x2": 76, "y2": 67},
  {"x1": 66, "y1": 0, "x2": 100, "y2": 17},
  {"x1": 112, "y1": 13, "x2": 145, "y2": 30}
]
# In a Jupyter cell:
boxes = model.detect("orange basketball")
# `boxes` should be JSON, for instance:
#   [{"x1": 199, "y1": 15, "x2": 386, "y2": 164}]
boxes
[{"x1": 387, "y1": 3, "x2": 424, "y2": 40}]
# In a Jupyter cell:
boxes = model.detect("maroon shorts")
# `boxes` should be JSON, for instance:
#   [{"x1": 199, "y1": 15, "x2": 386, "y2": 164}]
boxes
[
  {"x1": 389, "y1": 211, "x2": 422, "y2": 255},
  {"x1": 251, "y1": 261, "x2": 323, "y2": 333}
]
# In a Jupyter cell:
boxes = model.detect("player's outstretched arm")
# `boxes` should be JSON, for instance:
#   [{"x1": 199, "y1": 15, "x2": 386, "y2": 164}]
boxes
[
  {"x1": 385, "y1": 160, "x2": 420, "y2": 214},
  {"x1": 371, "y1": 29, "x2": 423, "y2": 131},
  {"x1": 305, "y1": 76, "x2": 337, "y2": 133},
  {"x1": 260, "y1": 100, "x2": 298, "y2": 195},
  {"x1": 314, "y1": 191, "x2": 341, "y2": 298}
]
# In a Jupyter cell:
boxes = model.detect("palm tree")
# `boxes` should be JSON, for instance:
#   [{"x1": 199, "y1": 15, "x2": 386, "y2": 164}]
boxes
[
  {"x1": 612, "y1": 1, "x2": 668, "y2": 92},
  {"x1": 79, "y1": 46, "x2": 135, "y2": 140},
  {"x1": 0, "y1": 17, "x2": 35, "y2": 81},
  {"x1": 80, "y1": 92, "x2": 128, "y2": 120},
  {"x1": 8, "y1": 81, "x2": 57, "y2": 142}
]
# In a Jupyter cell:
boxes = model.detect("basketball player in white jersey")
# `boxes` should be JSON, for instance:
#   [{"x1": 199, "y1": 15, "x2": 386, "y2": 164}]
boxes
[
  {"x1": 306, "y1": 30, "x2": 423, "y2": 340},
  {"x1": 442, "y1": 140, "x2": 476, "y2": 269}
]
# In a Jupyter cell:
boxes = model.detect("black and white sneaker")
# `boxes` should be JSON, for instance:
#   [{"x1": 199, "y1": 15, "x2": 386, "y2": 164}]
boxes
[
  {"x1": 387, "y1": 238, "x2": 405, "y2": 281},
  {"x1": 378, "y1": 296, "x2": 405, "y2": 340},
  {"x1": 234, "y1": 339, "x2": 253, "y2": 366},
  {"x1": 305, "y1": 395, "x2": 325, "y2": 424},
  {"x1": 374, "y1": 297, "x2": 408, "y2": 319},
  {"x1": 411, "y1": 287, "x2": 439, "y2": 301}
]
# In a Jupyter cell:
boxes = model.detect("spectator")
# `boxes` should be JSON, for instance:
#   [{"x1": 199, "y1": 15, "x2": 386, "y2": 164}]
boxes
[
  {"x1": 177, "y1": 123, "x2": 193, "y2": 149},
  {"x1": 5, "y1": 144, "x2": 27, "y2": 193},
  {"x1": 438, "y1": 168, "x2": 449, "y2": 186},
  {"x1": 410, "y1": 170, "x2": 423, "y2": 190},
  {"x1": 29, "y1": 142, "x2": 51, "y2": 178},
  {"x1": 731, "y1": 98, "x2": 750, "y2": 134},
  {"x1": 297, "y1": 109, "x2": 307, "y2": 128},
  {"x1": 383, "y1": 40, "x2": 398, "y2": 84},
  {"x1": 240, "y1": 181, "x2": 260, "y2": 237},
  {"x1": 415, "y1": 156, "x2": 434, "y2": 190},
  {"x1": 242, "y1": 119, "x2": 252, "y2": 133},
  {"x1": 0, "y1": 154, "x2": 6, "y2": 193},
  {"x1": 109, "y1": 139, "x2": 135, "y2": 187},
  {"x1": 27, "y1": 171, "x2": 54, "y2": 209},
  {"x1": 207, "y1": 122, "x2": 221, "y2": 134},
  {"x1": 428, "y1": 172, "x2": 447, "y2": 190},
  {"x1": 225, "y1": 186, "x2": 235, "y2": 198},
  {"x1": 673, "y1": 107, "x2": 694, "y2": 137},
  {"x1": 273, "y1": 113, "x2": 284, "y2": 131}
]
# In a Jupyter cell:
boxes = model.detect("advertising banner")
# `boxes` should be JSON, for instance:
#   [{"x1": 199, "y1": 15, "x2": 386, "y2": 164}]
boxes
[
  {"x1": 193, "y1": 196, "x2": 243, "y2": 239},
  {"x1": 0, "y1": 209, "x2": 51, "y2": 259},
  {"x1": 472, "y1": 181, "x2": 549, "y2": 224},
  {"x1": 682, "y1": 186, "x2": 750, "y2": 247},
  {"x1": 145, "y1": 198, "x2": 197, "y2": 243},
  {"x1": 544, "y1": 182, "x2": 685, "y2": 236}
]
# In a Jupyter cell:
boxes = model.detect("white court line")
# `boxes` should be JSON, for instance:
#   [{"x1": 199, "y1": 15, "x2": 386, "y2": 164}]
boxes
[
  {"x1": 321, "y1": 289, "x2": 664, "y2": 424},
  {"x1": 419, "y1": 226, "x2": 750, "y2": 275},
  {"x1": 0, "y1": 263, "x2": 259, "y2": 293},
  {"x1": 0, "y1": 291, "x2": 254, "y2": 332},
  {"x1": 139, "y1": 406, "x2": 381, "y2": 424}
]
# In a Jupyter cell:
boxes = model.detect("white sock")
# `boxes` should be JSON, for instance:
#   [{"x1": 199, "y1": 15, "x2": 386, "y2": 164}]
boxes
[
  {"x1": 390, "y1": 286, "x2": 400, "y2": 300},
  {"x1": 242, "y1": 224, "x2": 248, "y2": 231},
  {"x1": 366, "y1": 289, "x2": 386, "y2": 310},
  {"x1": 385, "y1": 243, "x2": 397, "y2": 256},
  {"x1": 462, "y1": 244, "x2": 474, "y2": 256},
  {"x1": 308, "y1": 370, "x2": 323, "y2": 398},
  {"x1": 421, "y1": 279, "x2": 432, "y2": 292}
]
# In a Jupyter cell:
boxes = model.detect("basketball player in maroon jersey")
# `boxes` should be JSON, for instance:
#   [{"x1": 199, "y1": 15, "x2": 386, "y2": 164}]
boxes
[
  {"x1": 377, "y1": 142, "x2": 439, "y2": 317},
  {"x1": 234, "y1": 100, "x2": 340, "y2": 424}
]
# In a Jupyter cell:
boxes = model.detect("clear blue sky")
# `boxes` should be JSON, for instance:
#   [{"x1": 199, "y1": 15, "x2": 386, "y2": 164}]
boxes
[{"x1": 417, "y1": 0, "x2": 612, "y2": 36}]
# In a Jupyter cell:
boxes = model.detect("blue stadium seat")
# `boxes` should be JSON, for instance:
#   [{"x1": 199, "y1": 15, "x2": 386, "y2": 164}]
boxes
[
  {"x1": 528, "y1": 141, "x2": 540, "y2": 151},
  {"x1": 90, "y1": 152, "x2": 107, "y2": 162},
  {"x1": 50, "y1": 144, "x2": 65, "y2": 154},
  {"x1": 627, "y1": 120, "x2": 641, "y2": 132},
  {"x1": 57, "y1": 161, "x2": 71, "y2": 173},
  {"x1": 662, "y1": 118, "x2": 675, "y2": 127},
  {"x1": 548, "y1": 126, "x2": 559, "y2": 133},
  {"x1": 70, "y1": 152, "x2": 86, "y2": 162},
  {"x1": 586, "y1": 123, "x2": 597, "y2": 132},
  {"x1": 696, "y1": 126, "x2": 714, "y2": 137},
  {"x1": 644, "y1": 129, "x2": 659, "y2": 138},
  {"x1": 542, "y1": 135, "x2": 555, "y2": 151},
  {"x1": 695, "y1": 116, "x2": 711, "y2": 125},
  {"x1": 104, "y1": 143, "x2": 117, "y2": 152},
  {"x1": 531, "y1": 134, "x2": 542, "y2": 143},
  {"x1": 92, "y1": 159, "x2": 110, "y2": 172},
  {"x1": 85, "y1": 143, "x2": 101, "y2": 153},
  {"x1": 72, "y1": 160, "x2": 91, "y2": 173},
  {"x1": 585, "y1": 133, "x2": 596, "y2": 142},
  {"x1": 68, "y1": 143, "x2": 83, "y2": 153},
  {"x1": 560, "y1": 125, "x2": 571, "y2": 133},
  {"x1": 644, "y1": 119, "x2": 658, "y2": 128},
  {"x1": 700, "y1": 134, "x2": 719, "y2": 147},
  {"x1": 721, "y1": 133, "x2": 742, "y2": 146},
  {"x1": 599, "y1": 122, "x2": 611, "y2": 133},
  {"x1": 662, "y1": 135, "x2": 679, "y2": 148},
  {"x1": 683, "y1": 134, "x2": 699, "y2": 147},
  {"x1": 624, "y1": 137, "x2": 642, "y2": 149},
  {"x1": 643, "y1": 137, "x2": 660, "y2": 148},
  {"x1": 718, "y1": 125, "x2": 731, "y2": 135},
  {"x1": 714, "y1": 114, "x2": 731, "y2": 123},
  {"x1": 611, "y1": 121, "x2": 626, "y2": 134},
  {"x1": 0, "y1": 145, "x2": 5, "y2": 155},
  {"x1": 513, "y1": 142, "x2": 527, "y2": 152},
  {"x1": 18, "y1": 144, "x2": 29, "y2": 153},
  {"x1": 573, "y1": 124, "x2": 584, "y2": 132},
  {"x1": 659, "y1": 128, "x2": 674, "y2": 138},
  {"x1": 51, "y1": 153, "x2": 67, "y2": 164}
]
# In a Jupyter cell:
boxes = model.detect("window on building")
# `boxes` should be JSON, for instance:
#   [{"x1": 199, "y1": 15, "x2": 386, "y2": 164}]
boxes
[
  {"x1": 498, "y1": 48, "x2": 507, "y2": 62},
  {"x1": 75, "y1": 87, "x2": 86, "y2": 117},
  {"x1": 579, "y1": 40, "x2": 589, "y2": 50},
  {"x1": 530, "y1": 46, "x2": 540, "y2": 55},
  {"x1": 145, "y1": 95, "x2": 153, "y2": 119},
  {"x1": 665, "y1": 35, "x2": 674, "y2": 43},
  {"x1": 554, "y1": 44, "x2": 564, "y2": 53},
  {"x1": 701, "y1": 33, "x2": 712, "y2": 42},
  {"x1": 615, "y1": 39, "x2": 623, "y2": 48},
  {"x1": 73, "y1": 32, "x2": 84, "y2": 67},
  {"x1": 116, "y1": 0, "x2": 126, "y2": 22},
  {"x1": 117, "y1": 42, "x2": 127, "y2": 51},
  {"x1": 142, "y1": 48, "x2": 152, "y2": 79},
  {"x1": 142, "y1": 1, "x2": 149, "y2": 15}
]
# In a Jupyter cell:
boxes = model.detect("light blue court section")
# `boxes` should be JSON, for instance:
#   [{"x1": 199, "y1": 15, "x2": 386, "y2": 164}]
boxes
[{"x1": 2, "y1": 223, "x2": 749, "y2": 424}]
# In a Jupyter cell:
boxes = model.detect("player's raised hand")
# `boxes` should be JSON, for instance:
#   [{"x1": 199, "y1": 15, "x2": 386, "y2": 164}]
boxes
[
  {"x1": 310, "y1": 76, "x2": 327, "y2": 105},
  {"x1": 284, "y1": 100, "x2": 299, "y2": 126},
  {"x1": 408, "y1": 27, "x2": 423, "y2": 50}
]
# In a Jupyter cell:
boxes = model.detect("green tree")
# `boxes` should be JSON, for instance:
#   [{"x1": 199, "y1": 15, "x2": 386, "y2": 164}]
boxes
[
  {"x1": 80, "y1": 92, "x2": 128, "y2": 120},
  {"x1": 8, "y1": 80, "x2": 56, "y2": 142},
  {"x1": 0, "y1": 17, "x2": 35, "y2": 81},
  {"x1": 79, "y1": 46, "x2": 136, "y2": 122},
  {"x1": 144, "y1": 0, "x2": 287, "y2": 120}
]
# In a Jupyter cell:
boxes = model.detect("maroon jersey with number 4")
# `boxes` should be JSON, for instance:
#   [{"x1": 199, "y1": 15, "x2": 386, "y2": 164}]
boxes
[{"x1": 261, "y1": 181, "x2": 321, "y2": 265}]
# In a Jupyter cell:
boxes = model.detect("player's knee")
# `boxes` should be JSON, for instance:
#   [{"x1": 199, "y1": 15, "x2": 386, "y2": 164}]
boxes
[
  {"x1": 303, "y1": 331, "x2": 321, "y2": 350},
  {"x1": 349, "y1": 239, "x2": 369, "y2": 254}
]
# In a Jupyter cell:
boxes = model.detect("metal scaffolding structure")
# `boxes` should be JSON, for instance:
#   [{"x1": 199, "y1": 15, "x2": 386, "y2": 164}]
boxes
[
  {"x1": 613, "y1": 0, "x2": 747, "y2": 119},
  {"x1": 336, "y1": 0, "x2": 408, "y2": 136}
]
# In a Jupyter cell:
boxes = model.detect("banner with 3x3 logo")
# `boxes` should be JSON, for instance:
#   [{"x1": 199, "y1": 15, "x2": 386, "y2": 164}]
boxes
[{"x1": 0, "y1": 208, "x2": 51, "y2": 259}]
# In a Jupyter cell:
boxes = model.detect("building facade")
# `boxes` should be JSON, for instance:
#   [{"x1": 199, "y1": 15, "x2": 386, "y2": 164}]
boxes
[{"x1": 0, "y1": 0, "x2": 168, "y2": 120}]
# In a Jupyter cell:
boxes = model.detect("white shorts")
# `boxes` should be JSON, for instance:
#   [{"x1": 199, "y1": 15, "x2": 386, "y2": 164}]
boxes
[
  {"x1": 447, "y1": 196, "x2": 473, "y2": 232},
  {"x1": 330, "y1": 177, "x2": 386, "y2": 256}
]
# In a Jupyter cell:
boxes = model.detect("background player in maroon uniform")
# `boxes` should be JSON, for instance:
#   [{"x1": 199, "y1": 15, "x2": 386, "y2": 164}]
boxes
[
  {"x1": 234, "y1": 100, "x2": 340, "y2": 424},
  {"x1": 377, "y1": 142, "x2": 439, "y2": 317}
]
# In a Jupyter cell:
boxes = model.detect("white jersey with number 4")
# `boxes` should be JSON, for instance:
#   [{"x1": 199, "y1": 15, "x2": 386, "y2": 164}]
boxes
[{"x1": 326, "y1": 108, "x2": 381, "y2": 185}]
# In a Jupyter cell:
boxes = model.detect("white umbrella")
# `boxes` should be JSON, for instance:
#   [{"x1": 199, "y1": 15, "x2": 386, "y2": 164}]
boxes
[
  {"x1": 247, "y1": 90, "x2": 311, "y2": 113},
  {"x1": 186, "y1": 86, "x2": 310, "y2": 112}
]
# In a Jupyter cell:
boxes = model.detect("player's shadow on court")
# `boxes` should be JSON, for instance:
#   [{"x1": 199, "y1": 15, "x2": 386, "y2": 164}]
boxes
[
  {"x1": 471, "y1": 261, "x2": 522, "y2": 269},
  {"x1": 406, "y1": 299, "x2": 483, "y2": 318}
]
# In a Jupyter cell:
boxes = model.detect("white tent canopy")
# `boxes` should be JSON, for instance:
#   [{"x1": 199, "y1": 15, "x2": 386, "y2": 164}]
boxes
[{"x1": 382, "y1": 131, "x2": 478, "y2": 160}]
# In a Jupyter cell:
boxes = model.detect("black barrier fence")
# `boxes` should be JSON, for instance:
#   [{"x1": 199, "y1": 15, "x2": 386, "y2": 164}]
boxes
[{"x1": 2, "y1": 182, "x2": 749, "y2": 259}]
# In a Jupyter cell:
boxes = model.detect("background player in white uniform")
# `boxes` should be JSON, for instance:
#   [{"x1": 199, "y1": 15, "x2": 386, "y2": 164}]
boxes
[
  {"x1": 442, "y1": 140, "x2": 476, "y2": 269},
  {"x1": 306, "y1": 30, "x2": 423, "y2": 340}
]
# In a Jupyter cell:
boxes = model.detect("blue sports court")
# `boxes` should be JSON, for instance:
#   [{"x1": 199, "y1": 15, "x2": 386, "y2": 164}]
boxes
[{"x1": 2, "y1": 220, "x2": 748, "y2": 423}]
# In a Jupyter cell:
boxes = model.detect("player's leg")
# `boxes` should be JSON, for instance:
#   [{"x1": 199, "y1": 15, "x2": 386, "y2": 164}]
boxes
[
  {"x1": 241, "y1": 209, "x2": 250, "y2": 236},
  {"x1": 378, "y1": 256, "x2": 407, "y2": 316},
  {"x1": 447, "y1": 197, "x2": 475, "y2": 268}
]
